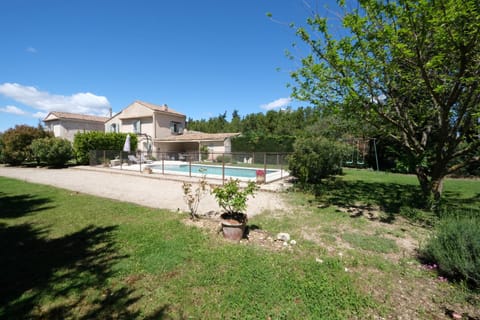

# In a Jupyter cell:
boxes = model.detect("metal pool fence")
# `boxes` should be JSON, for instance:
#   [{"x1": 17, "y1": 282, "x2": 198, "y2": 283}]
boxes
[{"x1": 89, "y1": 150, "x2": 290, "y2": 184}]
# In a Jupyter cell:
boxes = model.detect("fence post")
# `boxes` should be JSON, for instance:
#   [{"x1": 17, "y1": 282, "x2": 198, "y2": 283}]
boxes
[
  {"x1": 189, "y1": 159, "x2": 192, "y2": 177},
  {"x1": 222, "y1": 153, "x2": 225, "y2": 184},
  {"x1": 280, "y1": 153, "x2": 283, "y2": 179},
  {"x1": 162, "y1": 157, "x2": 164, "y2": 175},
  {"x1": 264, "y1": 153, "x2": 267, "y2": 184}
]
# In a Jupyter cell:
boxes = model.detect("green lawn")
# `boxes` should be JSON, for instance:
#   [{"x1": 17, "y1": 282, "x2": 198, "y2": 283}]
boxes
[
  {"x1": 1, "y1": 170, "x2": 479, "y2": 319},
  {"x1": 0, "y1": 176, "x2": 372, "y2": 319}
]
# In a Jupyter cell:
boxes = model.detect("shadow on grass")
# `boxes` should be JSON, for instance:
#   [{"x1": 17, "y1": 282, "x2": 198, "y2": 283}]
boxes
[
  {"x1": 315, "y1": 179, "x2": 480, "y2": 222},
  {"x1": 0, "y1": 223, "x2": 169, "y2": 319},
  {"x1": 0, "y1": 192, "x2": 54, "y2": 218},
  {"x1": 316, "y1": 180, "x2": 424, "y2": 213},
  {"x1": 440, "y1": 191, "x2": 480, "y2": 216}
]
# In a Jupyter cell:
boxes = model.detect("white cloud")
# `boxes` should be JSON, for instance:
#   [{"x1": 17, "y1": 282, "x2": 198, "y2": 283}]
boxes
[
  {"x1": 32, "y1": 111, "x2": 48, "y2": 119},
  {"x1": 26, "y1": 47, "x2": 37, "y2": 53},
  {"x1": 0, "y1": 105, "x2": 27, "y2": 115},
  {"x1": 261, "y1": 97, "x2": 292, "y2": 110},
  {"x1": 0, "y1": 82, "x2": 111, "y2": 116}
]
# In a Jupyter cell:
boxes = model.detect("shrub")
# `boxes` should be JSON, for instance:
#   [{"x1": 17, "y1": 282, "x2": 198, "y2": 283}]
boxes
[
  {"x1": 1, "y1": 125, "x2": 52, "y2": 165},
  {"x1": 215, "y1": 155, "x2": 231, "y2": 163},
  {"x1": 200, "y1": 145, "x2": 209, "y2": 161},
  {"x1": 232, "y1": 134, "x2": 295, "y2": 152},
  {"x1": 421, "y1": 214, "x2": 480, "y2": 288},
  {"x1": 288, "y1": 136, "x2": 349, "y2": 185},
  {"x1": 73, "y1": 132, "x2": 137, "y2": 164},
  {"x1": 31, "y1": 137, "x2": 73, "y2": 167},
  {"x1": 182, "y1": 175, "x2": 209, "y2": 220},
  {"x1": 211, "y1": 179, "x2": 257, "y2": 216}
]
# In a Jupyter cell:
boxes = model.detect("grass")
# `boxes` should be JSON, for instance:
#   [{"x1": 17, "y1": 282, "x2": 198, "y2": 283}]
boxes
[
  {"x1": 1, "y1": 169, "x2": 479, "y2": 319},
  {"x1": 251, "y1": 169, "x2": 480, "y2": 318},
  {"x1": 0, "y1": 176, "x2": 373, "y2": 319},
  {"x1": 341, "y1": 233, "x2": 399, "y2": 254}
]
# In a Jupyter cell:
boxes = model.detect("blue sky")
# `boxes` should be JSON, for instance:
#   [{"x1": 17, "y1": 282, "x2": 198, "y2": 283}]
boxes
[{"x1": 0, "y1": 0, "x2": 338, "y2": 132}]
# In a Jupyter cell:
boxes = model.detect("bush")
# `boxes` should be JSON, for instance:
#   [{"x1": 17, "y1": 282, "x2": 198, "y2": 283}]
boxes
[
  {"x1": 31, "y1": 137, "x2": 73, "y2": 167},
  {"x1": 211, "y1": 179, "x2": 257, "y2": 215},
  {"x1": 232, "y1": 134, "x2": 295, "y2": 152},
  {"x1": 200, "y1": 145, "x2": 209, "y2": 161},
  {"x1": 0, "y1": 125, "x2": 52, "y2": 165},
  {"x1": 215, "y1": 155, "x2": 231, "y2": 163},
  {"x1": 421, "y1": 214, "x2": 480, "y2": 288},
  {"x1": 288, "y1": 136, "x2": 349, "y2": 185},
  {"x1": 73, "y1": 132, "x2": 137, "y2": 164}
]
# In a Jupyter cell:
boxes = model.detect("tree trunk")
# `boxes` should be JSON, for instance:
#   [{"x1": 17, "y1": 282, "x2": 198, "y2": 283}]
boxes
[{"x1": 415, "y1": 166, "x2": 445, "y2": 211}]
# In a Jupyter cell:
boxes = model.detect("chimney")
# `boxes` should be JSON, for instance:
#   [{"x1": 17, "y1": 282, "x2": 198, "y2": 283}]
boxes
[{"x1": 109, "y1": 108, "x2": 112, "y2": 117}]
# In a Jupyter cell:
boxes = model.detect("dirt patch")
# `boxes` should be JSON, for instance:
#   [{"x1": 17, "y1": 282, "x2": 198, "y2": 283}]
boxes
[{"x1": 182, "y1": 215, "x2": 293, "y2": 251}]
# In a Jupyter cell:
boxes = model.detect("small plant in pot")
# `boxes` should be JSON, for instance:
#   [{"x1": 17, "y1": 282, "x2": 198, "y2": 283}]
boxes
[{"x1": 211, "y1": 178, "x2": 257, "y2": 241}]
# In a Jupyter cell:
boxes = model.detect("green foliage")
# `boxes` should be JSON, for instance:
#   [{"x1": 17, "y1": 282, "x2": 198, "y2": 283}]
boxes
[
  {"x1": 288, "y1": 136, "x2": 348, "y2": 185},
  {"x1": 214, "y1": 155, "x2": 231, "y2": 163},
  {"x1": 73, "y1": 132, "x2": 137, "y2": 164},
  {"x1": 421, "y1": 214, "x2": 480, "y2": 288},
  {"x1": 30, "y1": 137, "x2": 73, "y2": 167},
  {"x1": 232, "y1": 134, "x2": 295, "y2": 152},
  {"x1": 0, "y1": 125, "x2": 51, "y2": 165},
  {"x1": 182, "y1": 175, "x2": 209, "y2": 220},
  {"x1": 0, "y1": 133, "x2": 4, "y2": 163},
  {"x1": 199, "y1": 144, "x2": 209, "y2": 161},
  {"x1": 188, "y1": 107, "x2": 326, "y2": 152},
  {"x1": 290, "y1": 0, "x2": 480, "y2": 203},
  {"x1": 211, "y1": 179, "x2": 257, "y2": 215}
]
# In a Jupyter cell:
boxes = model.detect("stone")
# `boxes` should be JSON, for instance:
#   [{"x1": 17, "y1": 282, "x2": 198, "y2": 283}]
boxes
[
  {"x1": 276, "y1": 232, "x2": 290, "y2": 242},
  {"x1": 290, "y1": 239, "x2": 297, "y2": 245}
]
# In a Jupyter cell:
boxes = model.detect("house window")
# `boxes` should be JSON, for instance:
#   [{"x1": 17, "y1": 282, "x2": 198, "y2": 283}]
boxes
[
  {"x1": 170, "y1": 121, "x2": 183, "y2": 135},
  {"x1": 133, "y1": 120, "x2": 141, "y2": 133},
  {"x1": 110, "y1": 123, "x2": 117, "y2": 133}
]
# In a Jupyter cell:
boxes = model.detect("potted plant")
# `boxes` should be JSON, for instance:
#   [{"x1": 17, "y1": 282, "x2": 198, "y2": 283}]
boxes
[
  {"x1": 256, "y1": 169, "x2": 266, "y2": 184},
  {"x1": 211, "y1": 179, "x2": 257, "y2": 241}
]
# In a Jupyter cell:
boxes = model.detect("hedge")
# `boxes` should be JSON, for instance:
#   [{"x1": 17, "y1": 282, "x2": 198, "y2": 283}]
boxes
[{"x1": 73, "y1": 132, "x2": 138, "y2": 164}]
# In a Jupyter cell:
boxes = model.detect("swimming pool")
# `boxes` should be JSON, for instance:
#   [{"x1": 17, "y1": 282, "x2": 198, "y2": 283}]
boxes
[{"x1": 149, "y1": 163, "x2": 276, "y2": 179}]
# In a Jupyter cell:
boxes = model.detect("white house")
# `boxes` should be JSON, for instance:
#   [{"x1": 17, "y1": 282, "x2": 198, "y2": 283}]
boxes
[
  {"x1": 43, "y1": 111, "x2": 109, "y2": 142},
  {"x1": 105, "y1": 100, "x2": 239, "y2": 157}
]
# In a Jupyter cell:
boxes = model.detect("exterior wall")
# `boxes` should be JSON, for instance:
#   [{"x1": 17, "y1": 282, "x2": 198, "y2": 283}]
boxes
[
  {"x1": 45, "y1": 119, "x2": 105, "y2": 142},
  {"x1": 201, "y1": 140, "x2": 226, "y2": 154},
  {"x1": 105, "y1": 118, "x2": 121, "y2": 133},
  {"x1": 155, "y1": 113, "x2": 186, "y2": 138}
]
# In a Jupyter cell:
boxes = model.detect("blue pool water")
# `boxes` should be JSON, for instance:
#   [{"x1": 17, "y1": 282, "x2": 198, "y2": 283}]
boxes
[{"x1": 149, "y1": 164, "x2": 274, "y2": 178}]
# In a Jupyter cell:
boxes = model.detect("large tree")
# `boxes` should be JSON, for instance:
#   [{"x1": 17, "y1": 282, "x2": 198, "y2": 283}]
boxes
[{"x1": 290, "y1": 0, "x2": 480, "y2": 206}]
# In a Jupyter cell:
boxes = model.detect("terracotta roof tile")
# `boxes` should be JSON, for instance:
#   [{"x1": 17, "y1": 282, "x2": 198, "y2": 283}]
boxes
[
  {"x1": 135, "y1": 101, "x2": 185, "y2": 116},
  {"x1": 44, "y1": 111, "x2": 109, "y2": 123}
]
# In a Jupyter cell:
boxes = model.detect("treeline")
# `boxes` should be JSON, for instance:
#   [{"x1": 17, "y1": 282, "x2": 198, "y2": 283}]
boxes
[
  {"x1": 187, "y1": 107, "x2": 339, "y2": 152},
  {"x1": 187, "y1": 107, "x2": 479, "y2": 177},
  {"x1": 0, "y1": 125, "x2": 137, "y2": 167}
]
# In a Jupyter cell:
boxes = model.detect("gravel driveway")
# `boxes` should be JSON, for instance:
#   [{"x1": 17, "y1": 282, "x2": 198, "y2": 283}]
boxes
[{"x1": 0, "y1": 166, "x2": 288, "y2": 217}]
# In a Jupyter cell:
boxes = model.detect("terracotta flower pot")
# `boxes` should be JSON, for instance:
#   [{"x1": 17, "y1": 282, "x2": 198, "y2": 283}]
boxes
[{"x1": 221, "y1": 219, "x2": 246, "y2": 241}]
